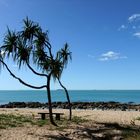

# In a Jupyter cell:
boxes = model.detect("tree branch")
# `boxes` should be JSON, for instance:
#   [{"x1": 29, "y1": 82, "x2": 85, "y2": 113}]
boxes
[
  {"x1": 26, "y1": 61, "x2": 48, "y2": 77},
  {"x1": 0, "y1": 59, "x2": 47, "y2": 89},
  {"x1": 45, "y1": 42, "x2": 53, "y2": 59},
  {"x1": 57, "y1": 78, "x2": 71, "y2": 103},
  {"x1": 57, "y1": 77, "x2": 72, "y2": 120}
]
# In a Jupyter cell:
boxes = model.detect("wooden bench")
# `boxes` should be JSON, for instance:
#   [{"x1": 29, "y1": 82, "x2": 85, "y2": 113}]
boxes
[{"x1": 38, "y1": 112, "x2": 64, "y2": 120}]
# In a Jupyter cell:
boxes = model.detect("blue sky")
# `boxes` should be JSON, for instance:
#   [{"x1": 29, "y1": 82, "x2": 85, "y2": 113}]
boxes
[{"x1": 0, "y1": 0, "x2": 140, "y2": 90}]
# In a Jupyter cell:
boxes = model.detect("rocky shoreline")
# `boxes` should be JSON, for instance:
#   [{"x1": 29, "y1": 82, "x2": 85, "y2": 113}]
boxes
[{"x1": 0, "y1": 101, "x2": 140, "y2": 111}]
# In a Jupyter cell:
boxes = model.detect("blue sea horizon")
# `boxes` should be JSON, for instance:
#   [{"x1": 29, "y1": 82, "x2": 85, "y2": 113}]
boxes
[{"x1": 0, "y1": 90, "x2": 140, "y2": 105}]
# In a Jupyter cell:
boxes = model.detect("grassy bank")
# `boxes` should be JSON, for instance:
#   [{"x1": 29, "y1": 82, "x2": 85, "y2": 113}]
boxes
[{"x1": 0, "y1": 113, "x2": 140, "y2": 139}]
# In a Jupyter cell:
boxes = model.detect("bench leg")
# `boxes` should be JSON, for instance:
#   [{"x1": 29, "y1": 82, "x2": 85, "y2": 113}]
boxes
[
  {"x1": 55, "y1": 114, "x2": 60, "y2": 120},
  {"x1": 41, "y1": 114, "x2": 46, "y2": 120}
]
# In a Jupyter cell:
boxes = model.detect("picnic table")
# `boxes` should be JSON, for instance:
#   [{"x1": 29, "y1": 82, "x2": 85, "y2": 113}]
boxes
[{"x1": 38, "y1": 112, "x2": 64, "y2": 120}]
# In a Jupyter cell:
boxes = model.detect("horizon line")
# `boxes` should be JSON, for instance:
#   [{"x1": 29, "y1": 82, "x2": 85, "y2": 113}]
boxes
[{"x1": 0, "y1": 89, "x2": 140, "y2": 91}]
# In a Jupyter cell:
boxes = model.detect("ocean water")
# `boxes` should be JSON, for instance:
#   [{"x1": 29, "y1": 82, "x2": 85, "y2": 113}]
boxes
[{"x1": 0, "y1": 90, "x2": 140, "y2": 105}]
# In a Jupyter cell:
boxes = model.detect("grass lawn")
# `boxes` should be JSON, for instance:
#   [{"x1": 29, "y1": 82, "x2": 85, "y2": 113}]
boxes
[{"x1": 0, "y1": 113, "x2": 140, "y2": 139}]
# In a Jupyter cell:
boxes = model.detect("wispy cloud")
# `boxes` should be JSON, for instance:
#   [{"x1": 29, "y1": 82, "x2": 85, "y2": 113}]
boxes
[
  {"x1": 133, "y1": 32, "x2": 140, "y2": 38},
  {"x1": 119, "y1": 14, "x2": 140, "y2": 39},
  {"x1": 99, "y1": 51, "x2": 127, "y2": 61},
  {"x1": 0, "y1": 50, "x2": 5, "y2": 57},
  {"x1": 132, "y1": 26, "x2": 136, "y2": 29},
  {"x1": 118, "y1": 25, "x2": 127, "y2": 31},
  {"x1": 128, "y1": 14, "x2": 140, "y2": 22},
  {"x1": 88, "y1": 54, "x2": 94, "y2": 58}
]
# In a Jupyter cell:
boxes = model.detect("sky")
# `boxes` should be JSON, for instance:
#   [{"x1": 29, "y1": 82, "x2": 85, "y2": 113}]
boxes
[{"x1": 0, "y1": 0, "x2": 140, "y2": 90}]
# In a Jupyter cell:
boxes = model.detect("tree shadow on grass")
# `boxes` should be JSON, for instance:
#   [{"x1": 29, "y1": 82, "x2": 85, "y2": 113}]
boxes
[
  {"x1": 46, "y1": 122, "x2": 140, "y2": 140},
  {"x1": 45, "y1": 135, "x2": 72, "y2": 140},
  {"x1": 100, "y1": 122, "x2": 138, "y2": 130},
  {"x1": 78, "y1": 122, "x2": 140, "y2": 140}
]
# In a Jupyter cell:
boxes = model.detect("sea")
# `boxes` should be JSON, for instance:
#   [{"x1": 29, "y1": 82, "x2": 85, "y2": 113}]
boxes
[{"x1": 0, "y1": 90, "x2": 140, "y2": 105}]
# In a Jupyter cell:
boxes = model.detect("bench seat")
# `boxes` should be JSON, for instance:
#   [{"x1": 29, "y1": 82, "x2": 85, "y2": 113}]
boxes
[{"x1": 38, "y1": 112, "x2": 64, "y2": 120}]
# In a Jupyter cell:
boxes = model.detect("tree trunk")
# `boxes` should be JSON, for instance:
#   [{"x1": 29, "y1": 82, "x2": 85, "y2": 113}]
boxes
[
  {"x1": 47, "y1": 74, "x2": 57, "y2": 126},
  {"x1": 58, "y1": 79, "x2": 72, "y2": 120}
]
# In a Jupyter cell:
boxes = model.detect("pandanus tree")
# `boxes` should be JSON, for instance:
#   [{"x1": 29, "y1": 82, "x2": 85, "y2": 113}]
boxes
[{"x1": 0, "y1": 18, "x2": 72, "y2": 125}]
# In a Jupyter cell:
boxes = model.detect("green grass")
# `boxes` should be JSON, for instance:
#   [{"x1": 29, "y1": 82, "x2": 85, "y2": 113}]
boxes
[
  {"x1": 123, "y1": 117, "x2": 140, "y2": 139},
  {"x1": 71, "y1": 116, "x2": 87, "y2": 124},
  {"x1": 135, "y1": 117, "x2": 140, "y2": 121},
  {"x1": 35, "y1": 120, "x2": 49, "y2": 127},
  {"x1": 123, "y1": 130, "x2": 140, "y2": 140},
  {"x1": 121, "y1": 122, "x2": 140, "y2": 140},
  {"x1": 0, "y1": 113, "x2": 88, "y2": 130},
  {"x1": 1, "y1": 113, "x2": 140, "y2": 139},
  {"x1": 0, "y1": 114, "x2": 34, "y2": 129},
  {"x1": 0, "y1": 113, "x2": 51, "y2": 129},
  {"x1": 48, "y1": 116, "x2": 88, "y2": 131}
]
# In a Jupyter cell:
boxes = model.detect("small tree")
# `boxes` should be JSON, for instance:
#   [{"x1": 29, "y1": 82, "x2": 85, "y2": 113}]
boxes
[{"x1": 0, "y1": 18, "x2": 72, "y2": 125}]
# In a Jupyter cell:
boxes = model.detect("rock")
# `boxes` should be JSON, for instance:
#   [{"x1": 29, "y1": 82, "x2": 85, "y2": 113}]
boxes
[{"x1": 0, "y1": 101, "x2": 140, "y2": 111}]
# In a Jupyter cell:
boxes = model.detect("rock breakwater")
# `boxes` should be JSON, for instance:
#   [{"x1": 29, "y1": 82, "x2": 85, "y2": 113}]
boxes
[{"x1": 0, "y1": 101, "x2": 140, "y2": 111}]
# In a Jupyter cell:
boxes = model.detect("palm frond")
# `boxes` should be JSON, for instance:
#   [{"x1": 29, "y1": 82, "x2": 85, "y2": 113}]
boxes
[
  {"x1": 2, "y1": 28, "x2": 18, "y2": 58},
  {"x1": 34, "y1": 29, "x2": 49, "y2": 49},
  {"x1": 21, "y1": 17, "x2": 39, "y2": 41},
  {"x1": 16, "y1": 39, "x2": 31, "y2": 68},
  {"x1": 0, "y1": 17, "x2": 72, "y2": 80},
  {"x1": 58, "y1": 43, "x2": 72, "y2": 67},
  {"x1": 33, "y1": 48, "x2": 47, "y2": 65},
  {"x1": 50, "y1": 59, "x2": 63, "y2": 80},
  {"x1": 39, "y1": 59, "x2": 51, "y2": 72}
]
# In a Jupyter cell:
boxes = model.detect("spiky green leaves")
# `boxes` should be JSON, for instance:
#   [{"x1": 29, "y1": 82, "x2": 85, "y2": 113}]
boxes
[
  {"x1": 50, "y1": 59, "x2": 63, "y2": 80},
  {"x1": 33, "y1": 48, "x2": 47, "y2": 66},
  {"x1": 34, "y1": 31, "x2": 48, "y2": 48},
  {"x1": 58, "y1": 43, "x2": 72, "y2": 68},
  {"x1": 17, "y1": 46, "x2": 31, "y2": 68},
  {"x1": 2, "y1": 28, "x2": 18, "y2": 58},
  {"x1": 22, "y1": 17, "x2": 39, "y2": 41},
  {"x1": 0, "y1": 17, "x2": 72, "y2": 79}
]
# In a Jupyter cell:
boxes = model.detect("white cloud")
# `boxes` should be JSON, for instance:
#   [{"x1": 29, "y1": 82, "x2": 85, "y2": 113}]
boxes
[
  {"x1": 118, "y1": 25, "x2": 127, "y2": 31},
  {"x1": 99, "y1": 51, "x2": 127, "y2": 61},
  {"x1": 119, "y1": 14, "x2": 140, "y2": 38},
  {"x1": 88, "y1": 54, "x2": 94, "y2": 58},
  {"x1": 0, "y1": 50, "x2": 5, "y2": 57},
  {"x1": 128, "y1": 14, "x2": 140, "y2": 22},
  {"x1": 99, "y1": 57, "x2": 109, "y2": 61},
  {"x1": 132, "y1": 26, "x2": 136, "y2": 29},
  {"x1": 102, "y1": 51, "x2": 119, "y2": 57},
  {"x1": 133, "y1": 32, "x2": 140, "y2": 38}
]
